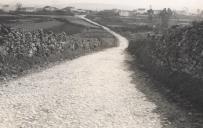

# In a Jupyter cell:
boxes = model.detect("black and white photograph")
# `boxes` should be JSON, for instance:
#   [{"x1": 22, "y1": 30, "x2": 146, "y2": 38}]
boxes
[{"x1": 0, "y1": 0, "x2": 202, "y2": 127}]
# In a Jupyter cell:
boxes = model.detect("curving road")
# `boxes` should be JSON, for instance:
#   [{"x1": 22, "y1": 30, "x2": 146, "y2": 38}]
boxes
[{"x1": 0, "y1": 18, "x2": 202, "y2": 128}]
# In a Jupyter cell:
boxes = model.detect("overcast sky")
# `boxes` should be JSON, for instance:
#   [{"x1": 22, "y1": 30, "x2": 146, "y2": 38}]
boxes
[{"x1": 0, "y1": 0, "x2": 202, "y2": 10}]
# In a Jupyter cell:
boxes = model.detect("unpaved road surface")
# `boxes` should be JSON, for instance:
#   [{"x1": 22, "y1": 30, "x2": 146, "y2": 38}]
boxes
[{"x1": 0, "y1": 18, "x2": 202, "y2": 128}]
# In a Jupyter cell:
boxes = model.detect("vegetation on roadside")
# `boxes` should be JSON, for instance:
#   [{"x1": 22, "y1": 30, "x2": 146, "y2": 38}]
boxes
[
  {"x1": 128, "y1": 21, "x2": 203, "y2": 107},
  {"x1": 0, "y1": 15, "x2": 99, "y2": 34},
  {"x1": 0, "y1": 22, "x2": 116, "y2": 79},
  {"x1": 88, "y1": 13, "x2": 203, "y2": 108}
]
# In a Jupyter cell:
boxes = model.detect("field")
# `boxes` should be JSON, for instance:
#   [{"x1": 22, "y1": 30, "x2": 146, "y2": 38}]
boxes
[
  {"x1": 86, "y1": 14, "x2": 201, "y2": 35},
  {"x1": 0, "y1": 15, "x2": 99, "y2": 35},
  {"x1": 87, "y1": 14, "x2": 200, "y2": 26}
]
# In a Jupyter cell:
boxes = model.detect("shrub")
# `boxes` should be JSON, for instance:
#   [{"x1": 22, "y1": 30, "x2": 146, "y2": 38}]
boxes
[
  {"x1": 0, "y1": 24, "x2": 116, "y2": 78},
  {"x1": 128, "y1": 21, "x2": 203, "y2": 106}
]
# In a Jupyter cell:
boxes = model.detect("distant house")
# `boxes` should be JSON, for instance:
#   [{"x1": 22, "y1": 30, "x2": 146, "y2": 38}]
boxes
[
  {"x1": 119, "y1": 10, "x2": 140, "y2": 17},
  {"x1": 1, "y1": 5, "x2": 11, "y2": 12},
  {"x1": 97, "y1": 10, "x2": 119, "y2": 16},
  {"x1": 43, "y1": 6, "x2": 58, "y2": 12},
  {"x1": 137, "y1": 8, "x2": 146, "y2": 14},
  {"x1": 112, "y1": 9, "x2": 120, "y2": 13},
  {"x1": 0, "y1": 4, "x2": 18, "y2": 12},
  {"x1": 175, "y1": 10, "x2": 189, "y2": 15},
  {"x1": 132, "y1": 10, "x2": 137, "y2": 13},
  {"x1": 119, "y1": 10, "x2": 130, "y2": 17},
  {"x1": 153, "y1": 10, "x2": 162, "y2": 15}
]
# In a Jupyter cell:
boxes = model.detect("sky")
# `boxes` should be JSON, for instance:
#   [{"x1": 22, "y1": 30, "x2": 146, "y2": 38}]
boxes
[{"x1": 0, "y1": 0, "x2": 202, "y2": 11}]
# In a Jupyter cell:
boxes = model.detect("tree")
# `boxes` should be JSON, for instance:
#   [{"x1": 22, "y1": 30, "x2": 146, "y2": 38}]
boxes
[
  {"x1": 159, "y1": 8, "x2": 173, "y2": 30},
  {"x1": 15, "y1": 3, "x2": 22, "y2": 11},
  {"x1": 197, "y1": 9, "x2": 202, "y2": 21},
  {"x1": 147, "y1": 9, "x2": 154, "y2": 23}
]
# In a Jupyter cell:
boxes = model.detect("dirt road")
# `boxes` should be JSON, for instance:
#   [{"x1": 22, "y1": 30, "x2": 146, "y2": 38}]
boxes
[{"x1": 0, "y1": 19, "x2": 202, "y2": 128}]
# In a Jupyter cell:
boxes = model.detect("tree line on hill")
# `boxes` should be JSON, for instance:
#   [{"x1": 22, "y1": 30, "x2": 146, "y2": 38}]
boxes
[{"x1": 0, "y1": 3, "x2": 89, "y2": 16}]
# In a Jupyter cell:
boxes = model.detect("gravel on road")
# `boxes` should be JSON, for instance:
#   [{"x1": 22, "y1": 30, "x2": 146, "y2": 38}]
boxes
[{"x1": 0, "y1": 18, "x2": 202, "y2": 128}]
